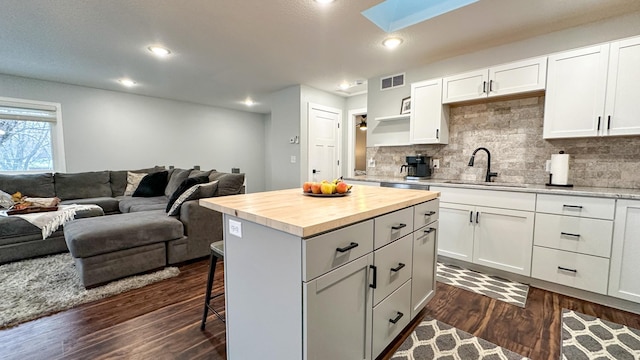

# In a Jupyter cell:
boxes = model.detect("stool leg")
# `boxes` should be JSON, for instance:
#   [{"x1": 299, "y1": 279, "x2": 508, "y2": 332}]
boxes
[{"x1": 200, "y1": 253, "x2": 218, "y2": 331}]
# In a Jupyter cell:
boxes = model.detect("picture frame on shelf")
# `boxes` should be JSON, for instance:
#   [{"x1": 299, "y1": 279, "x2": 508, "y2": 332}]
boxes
[{"x1": 400, "y1": 96, "x2": 411, "y2": 114}]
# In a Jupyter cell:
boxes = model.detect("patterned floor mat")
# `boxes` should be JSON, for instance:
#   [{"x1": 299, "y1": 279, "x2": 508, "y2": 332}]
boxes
[
  {"x1": 562, "y1": 309, "x2": 640, "y2": 359},
  {"x1": 436, "y1": 262, "x2": 529, "y2": 308},
  {"x1": 392, "y1": 317, "x2": 530, "y2": 360}
]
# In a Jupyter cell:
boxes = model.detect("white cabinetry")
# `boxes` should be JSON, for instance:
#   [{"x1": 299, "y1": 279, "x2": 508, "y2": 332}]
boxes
[
  {"x1": 431, "y1": 186, "x2": 535, "y2": 276},
  {"x1": 442, "y1": 57, "x2": 547, "y2": 104},
  {"x1": 544, "y1": 36, "x2": 640, "y2": 139},
  {"x1": 531, "y1": 194, "x2": 615, "y2": 295},
  {"x1": 608, "y1": 200, "x2": 640, "y2": 303},
  {"x1": 410, "y1": 78, "x2": 449, "y2": 144}
]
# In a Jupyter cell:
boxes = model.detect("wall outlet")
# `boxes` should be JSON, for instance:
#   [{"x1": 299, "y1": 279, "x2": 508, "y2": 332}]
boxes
[
  {"x1": 368, "y1": 158, "x2": 375, "y2": 167},
  {"x1": 229, "y1": 219, "x2": 242, "y2": 238},
  {"x1": 433, "y1": 159, "x2": 440, "y2": 169},
  {"x1": 291, "y1": 155, "x2": 296, "y2": 163}
]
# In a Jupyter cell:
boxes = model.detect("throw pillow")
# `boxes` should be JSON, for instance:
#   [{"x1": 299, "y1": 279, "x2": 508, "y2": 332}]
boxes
[
  {"x1": 124, "y1": 172, "x2": 147, "y2": 196},
  {"x1": 166, "y1": 176, "x2": 210, "y2": 212},
  {"x1": 0, "y1": 190, "x2": 14, "y2": 209},
  {"x1": 208, "y1": 171, "x2": 245, "y2": 196},
  {"x1": 133, "y1": 171, "x2": 168, "y2": 197},
  {"x1": 167, "y1": 180, "x2": 219, "y2": 216},
  {"x1": 164, "y1": 168, "x2": 191, "y2": 197}
]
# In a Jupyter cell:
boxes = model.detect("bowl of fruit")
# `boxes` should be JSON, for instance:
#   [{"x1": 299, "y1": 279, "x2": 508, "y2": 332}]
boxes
[{"x1": 302, "y1": 178, "x2": 352, "y2": 197}]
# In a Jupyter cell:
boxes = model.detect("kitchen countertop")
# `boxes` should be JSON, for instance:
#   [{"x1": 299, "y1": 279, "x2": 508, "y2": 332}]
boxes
[
  {"x1": 199, "y1": 186, "x2": 439, "y2": 238},
  {"x1": 345, "y1": 175, "x2": 640, "y2": 200}
]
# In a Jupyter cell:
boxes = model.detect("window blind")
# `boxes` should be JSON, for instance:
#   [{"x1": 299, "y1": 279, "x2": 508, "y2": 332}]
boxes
[{"x1": 0, "y1": 99, "x2": 57, "y2": 122}]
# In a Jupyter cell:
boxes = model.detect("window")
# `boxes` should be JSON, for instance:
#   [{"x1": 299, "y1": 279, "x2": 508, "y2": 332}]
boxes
[{"x1": 0, "y1": 97, "x2": 65, "y2": 173}]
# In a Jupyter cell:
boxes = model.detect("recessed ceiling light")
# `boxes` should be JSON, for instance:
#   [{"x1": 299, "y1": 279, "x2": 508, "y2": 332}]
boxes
[
  {"x1": 244, "y1": 98, "x2": 255, "y2": 106},
  {"x1": 382, "y1": 37, "x2": 403, "y2": 49},
  {"x1": 118, "y1": 78, "x2": 136, "y2": 87},
  {"x1": 148, "y1": 46, "x2": 171, "y2": 57},
  {"x1": 339, "y1": 82, "x2": 350, "y2": 90},
  {"x1": 314, "y1": 0, "x2": 335, "y2": 4}
]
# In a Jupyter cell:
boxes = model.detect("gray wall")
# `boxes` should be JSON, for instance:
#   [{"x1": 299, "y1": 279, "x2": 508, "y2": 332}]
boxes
[
  {"x1": 366, "y1": 11, "x2": 640, "y2": 147},
  {"x1": 0, "y1": 73, "x2": 267, "y2": 192},
  {"x1": 267, "y1": 85, "x2": 301, "y2": 190}
]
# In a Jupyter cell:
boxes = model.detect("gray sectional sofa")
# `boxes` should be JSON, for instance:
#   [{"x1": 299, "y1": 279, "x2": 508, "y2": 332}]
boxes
[{"x1": 0, "y1": 167, "x2": 245, "y2": 287}]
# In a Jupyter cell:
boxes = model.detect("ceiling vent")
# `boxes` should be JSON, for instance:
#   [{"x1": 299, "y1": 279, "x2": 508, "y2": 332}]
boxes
[{"x1": 380, "y1": 73, "x2": 405, "y2": 91}]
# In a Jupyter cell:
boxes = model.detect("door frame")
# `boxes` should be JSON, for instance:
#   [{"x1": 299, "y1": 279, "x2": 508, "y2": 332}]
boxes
[
  {"x1": 307, "y1": 103, "x2": 343, "y2": 181},
  {"x1": 346, "y1": 107, "x2": 367, "y2": 178}
]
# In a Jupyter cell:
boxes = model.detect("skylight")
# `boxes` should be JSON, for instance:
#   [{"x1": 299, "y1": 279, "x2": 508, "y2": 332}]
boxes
[{"x1": 361, "y1": 0, "x2": 479, "y2": 33}]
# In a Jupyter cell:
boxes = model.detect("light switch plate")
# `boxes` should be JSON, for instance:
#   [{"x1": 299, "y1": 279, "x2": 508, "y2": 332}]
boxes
[
  {"x1": 229, "y1": 219, "x2": 242, "y2": 238},
  {"x1": 291, "y1": 155, "x2": 296, "y2": 163}
]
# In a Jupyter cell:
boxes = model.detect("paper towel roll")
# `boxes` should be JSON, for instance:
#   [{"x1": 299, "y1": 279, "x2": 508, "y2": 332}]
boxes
[{"x1": 550, "y1": 154, "x2": 569, "y2": 185}]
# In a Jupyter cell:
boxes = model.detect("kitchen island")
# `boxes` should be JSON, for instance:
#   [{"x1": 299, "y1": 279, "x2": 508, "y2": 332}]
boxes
[{"x1": 200, "y1": 186, "x2": 440, "y2": 360}]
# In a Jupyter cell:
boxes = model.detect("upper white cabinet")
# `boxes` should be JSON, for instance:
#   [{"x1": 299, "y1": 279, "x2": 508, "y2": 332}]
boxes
[
  {"x1": 544, "y1": 36, "x2": 640, "y2": 139},
  {"x1": 410, "y1": 78, "x2": 449, "y2": 144},
  {"x1": 442, "y1": 57, "x2": 547, "y2": 104}
]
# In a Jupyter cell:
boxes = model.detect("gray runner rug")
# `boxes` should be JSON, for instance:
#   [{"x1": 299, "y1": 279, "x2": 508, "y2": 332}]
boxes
[
  {"x1": 436, "y1": 262, "x2": 529, "y2": 308},
  {"x1": 0, "y1": 253, "x2": 179, "y2": 328},
  {"x1": 392, "y1": 317, "x2": 530, "y2": 359},
  {"x1": 562, "y1": 309, "x2": 640, "y2": 359}
]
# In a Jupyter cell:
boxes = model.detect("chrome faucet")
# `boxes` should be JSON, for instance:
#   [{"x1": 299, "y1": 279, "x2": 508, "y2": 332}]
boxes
[{"x1": 468, "y1": 147, "x2": 498, "y2": 182}]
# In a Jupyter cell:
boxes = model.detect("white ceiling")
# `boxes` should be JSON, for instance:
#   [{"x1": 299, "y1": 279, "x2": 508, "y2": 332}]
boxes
[{"x1": 1, "y1": 0, "x2": 639, "y2": 114}]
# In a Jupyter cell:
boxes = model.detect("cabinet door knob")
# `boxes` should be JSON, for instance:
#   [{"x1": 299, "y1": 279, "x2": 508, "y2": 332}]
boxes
[
  {"x1": 391, "y1": 223, "x2": 407, "y2": 230},
  {"x1": 336, "y1": 242, "x2": 358, "y2": 253},
  {"x1": 389, "y1": 311, "x2": 404, "y2": 324},
  {"x1": 390, "y1": 263, "x2": 406, "y2": 272}
]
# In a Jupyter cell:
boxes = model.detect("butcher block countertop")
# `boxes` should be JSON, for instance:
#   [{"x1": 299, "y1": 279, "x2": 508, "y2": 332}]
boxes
[{"x1": 199, "y1": 186, "x2": 439, "y2": 238}]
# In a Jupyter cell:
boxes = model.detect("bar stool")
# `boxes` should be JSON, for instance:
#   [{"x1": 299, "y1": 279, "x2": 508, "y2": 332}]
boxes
[{"x1": 200, "y1": 241, "x2": 225, "y2": 330}]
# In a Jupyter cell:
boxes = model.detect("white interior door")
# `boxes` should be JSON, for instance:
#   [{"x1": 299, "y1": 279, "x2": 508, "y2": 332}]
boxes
[{"x1": 308, "y1": 103, "x2": 342, "y2": 182}]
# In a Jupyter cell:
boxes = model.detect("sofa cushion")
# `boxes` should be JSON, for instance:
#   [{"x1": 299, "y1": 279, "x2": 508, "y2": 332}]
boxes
[
  {"x1": 64, "y1": 210, "x2": 183, "y2": 258},
  {"x1": 60, "y1": 197, "x2": 120, "y2": 214},
  {"x1": 189, "y1": 169, "x2": 213, "y2": 179},
  {"x1": 129, "y1": 203, "x2": 167, "y2": 212},
  {"x1": 164, "y1": 168, "x2": 191, "y2": 197},
  {"x1": 133, "y1": 171, "x2": 168, "y2": 197},
  {"x1": 166, "y1": 176, "x2": 209, "y2": 212},
  {"x1": 118, "y1": 196, "x2": 168, "y2": 213},
  {"x1": 209, "y1": 171, "x2": 245, "y2": 196},
  {"x1": 110, "y1": 166, "x2": 165, "y2": 197},
  {"x1": 54, "y1": 171, "x2": 112, "y2": 200},
  {"x1": 167, "y1": 180, "x2": 219, "y2": 216},
  {"x1": 0, "y1": 173, "x2": 55, "y2": 198},
  {"x1": 123, "y1": 171, "x2": 148, "y2": 196},
  {"x1": 0, "y1": 190, "x2": 13, "y2": 209}
]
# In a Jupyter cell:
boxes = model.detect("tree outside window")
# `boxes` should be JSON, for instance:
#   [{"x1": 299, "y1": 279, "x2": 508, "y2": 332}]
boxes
[{"x1": 0, "y1": 119, "x2": 54, "y2": 171}]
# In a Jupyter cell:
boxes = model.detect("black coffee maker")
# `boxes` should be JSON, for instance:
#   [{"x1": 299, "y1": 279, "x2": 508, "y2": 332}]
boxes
[{"x1": 400, "y1": 155, "x2": 432, "y2": 180}]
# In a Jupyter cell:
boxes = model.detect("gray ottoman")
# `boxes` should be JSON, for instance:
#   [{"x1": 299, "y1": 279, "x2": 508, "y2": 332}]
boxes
[{"x1": 64, "y1": 210, "x2": 185, "y2": 288}]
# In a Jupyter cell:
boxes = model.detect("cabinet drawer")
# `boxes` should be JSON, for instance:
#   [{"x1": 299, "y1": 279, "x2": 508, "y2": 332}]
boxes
[
  {"x1": 430, "y1": 186, "x2": 535, "y2": 211},
  {"x1": 414, "y1": 199, "x2": 439, "y2": 230},
  {"x1": 531, "y1": 246, "x2": 609, "y2": 294},
  {"x1": 372, "y1": 280, "x2": 411, "y2": 359},
  {"x1": 374, "y1": 207, "x2": 413, "y2": 249},
  {"x1": 536, "y1": 194, "x2": 615, "y2": 220},
  {"x1": 373, "y1": 235, "x2": 413, "y2": 305},
  {"x1": 303, "y1": 220, "x2": 374, "y2": 281},
  {"x1": 534, "y1": 213, "x2": 613, "y2": 258}
]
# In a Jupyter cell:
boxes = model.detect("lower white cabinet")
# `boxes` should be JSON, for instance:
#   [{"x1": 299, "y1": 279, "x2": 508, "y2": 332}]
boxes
[
  {"x1": 432, "y1": 186, "x2": 535, "y2": 276},
  {"x1": 411, "y1": 222, "x2": 438, "y2": 318},
  {"x1": 304, "y1": 254, "x2": 374, "y2": 360},
  {"x1": 608, "y1": 199, "x2": 640, "y2": 302},
  {"x1": 372, "y1": 280, "x2": 412, "y2": 358}
]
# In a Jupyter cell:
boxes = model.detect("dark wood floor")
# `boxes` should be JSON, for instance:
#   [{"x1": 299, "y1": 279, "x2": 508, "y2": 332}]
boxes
[{"x1": 2, "y1": 258, "x2": 640, "y2": 360}]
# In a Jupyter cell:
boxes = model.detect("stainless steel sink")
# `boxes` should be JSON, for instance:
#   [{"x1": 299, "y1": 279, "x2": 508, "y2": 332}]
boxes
[{"x1": 438, "y1": 180, "x2": 528, "y2": 188}]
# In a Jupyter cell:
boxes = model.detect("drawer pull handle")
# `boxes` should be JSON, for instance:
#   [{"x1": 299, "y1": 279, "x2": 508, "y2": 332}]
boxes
[
  {"x1": 469, "y1": 211, "x2": 473, "y2": 223},
  {"x1": 476, "y1": 211, "x2": 480, "y2": 224},
  {"x1": 391, "y1": 223, "x2": 407, "y2": 230},
  {"x1": 560, "y1": 232, "x2": 581, "y2": 238},
  {"x1": 391, "y1": 263, "x2": 406, "y2": 272},
  {"x1": 424, "y1": 211, "x2": 436, "y2": 217},
  {"x1": 562, "y1": 205, "x2": 583, "y2": 210},
  {"x1": 369, "y1": 265, "x2": 377, "y2": 289},
  {"x1": 336, "y1": 242, "x2": 358, "y2": 253},
  {"x1": 558, "y1": 266, "x2": 577, "y2": 273},
  {"x1": 423, "y1": 228, "x2": 435, "y2": 234},
  {"x1": 389, "y1": 311, "x2": 404, "y2": 324}
]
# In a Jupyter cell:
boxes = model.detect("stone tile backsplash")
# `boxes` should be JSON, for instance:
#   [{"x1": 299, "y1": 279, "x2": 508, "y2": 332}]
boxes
[{"x1": 366, "y1": 96, "x2": 640, "y2": 189}]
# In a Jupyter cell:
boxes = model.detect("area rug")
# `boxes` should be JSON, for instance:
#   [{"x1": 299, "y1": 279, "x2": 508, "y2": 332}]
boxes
[
  {"x1": 436, "y1": 262, "x2": 529, "y2": 308},
  {"x1": 0, "y1": 253, "x2": 179, "y2": 328},
  {"x1": 391, "y1": 317, "x2": 530, "y2": 359},
  {"x1": 561, "y1": 309, "x2": 640, "y2": 359}
]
